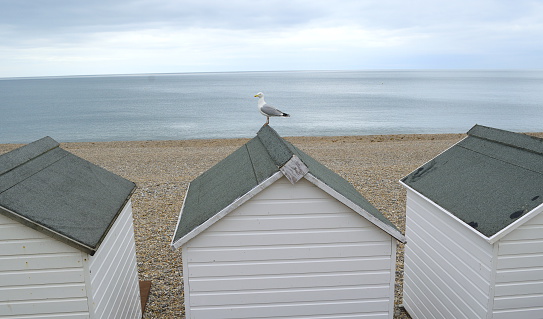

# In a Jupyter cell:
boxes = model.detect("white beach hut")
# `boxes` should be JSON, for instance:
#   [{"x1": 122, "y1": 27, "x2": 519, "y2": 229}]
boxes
[
  {"x1": 400, "y1": 125, "x2": 543, "y2": 319},
  {"x1": 171, "y1": 125, "x2": 405, "y2": 319},
  {"x1": 0, "y1": 137, "x2": 142, "y2": 319}
]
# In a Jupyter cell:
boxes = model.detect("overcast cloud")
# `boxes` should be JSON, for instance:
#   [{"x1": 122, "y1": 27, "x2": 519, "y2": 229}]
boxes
[{"x1": 1, "y1": 0, "x2": 542, "y2": 77}]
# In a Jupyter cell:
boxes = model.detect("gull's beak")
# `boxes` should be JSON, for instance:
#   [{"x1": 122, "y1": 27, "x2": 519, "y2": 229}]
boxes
[{"x1": 254, "y1": 94, "x2": 258, "y2": 97}]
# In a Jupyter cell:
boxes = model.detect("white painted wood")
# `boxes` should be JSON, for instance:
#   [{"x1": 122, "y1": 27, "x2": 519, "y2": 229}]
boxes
[
  {"x1": 0, "y1": 213, "x2": 91, "y2": 318},
  {"x1": 88, "y1": 201, "x2": 142, "y2": 319},
  {"x1": 493, "y1": 211, "x2": 543, "y2": 317},
  {"x1": 0, "y1": 201, "x2": 141, "y2": 319},
  {"x1": 182, "y1": 177, "x2": 397, "y2": 319},
  {"x1": 280, "y1": 155, "x2": 308, "y2": 184},
  {"x1": 401, "y1": 182, "x2": 491, "y2": 244},
  {"x1": 402, "y1": 189, "x2": 494, "y2": 319}
]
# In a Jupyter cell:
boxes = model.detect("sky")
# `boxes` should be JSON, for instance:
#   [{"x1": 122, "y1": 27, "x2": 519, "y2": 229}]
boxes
[{"x1": 0, "y1": 0, "x2": 542, "y2": 78}]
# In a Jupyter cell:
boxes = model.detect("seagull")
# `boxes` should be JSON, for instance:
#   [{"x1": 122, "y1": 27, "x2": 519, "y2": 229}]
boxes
[{"x1": 254, "y1": 92, "x2": 290, "y2": 125}]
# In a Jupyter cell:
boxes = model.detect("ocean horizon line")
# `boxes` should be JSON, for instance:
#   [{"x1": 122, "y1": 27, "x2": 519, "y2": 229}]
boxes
[{"x1": 2, "y1": 68, "x2": 541, "y2": 81}]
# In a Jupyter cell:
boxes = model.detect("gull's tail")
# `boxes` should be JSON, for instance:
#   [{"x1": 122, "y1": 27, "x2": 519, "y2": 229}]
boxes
[{"x1": 281, "y1": 113, "x2": 290, "y2": 117}]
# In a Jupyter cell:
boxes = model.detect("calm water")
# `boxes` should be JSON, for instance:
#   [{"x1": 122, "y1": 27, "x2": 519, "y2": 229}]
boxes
[{"x1": 1, "y1": 70, "x2": 542, "y2": 143}]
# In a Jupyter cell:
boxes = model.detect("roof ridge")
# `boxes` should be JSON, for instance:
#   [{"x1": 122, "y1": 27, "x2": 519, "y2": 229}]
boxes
[
  {"x1": 256, "y1": 125, "x2": 295, "y2": 167},
  {"x1": 468, "y1": 124, "x2": 543, "y2": 156},
  {"x1": 0, "y1": 136, "x2": 59, "y2": 176}
]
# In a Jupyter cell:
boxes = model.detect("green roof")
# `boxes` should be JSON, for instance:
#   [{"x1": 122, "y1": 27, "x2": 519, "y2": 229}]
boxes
[
  {"x1": 0, "y1": 137, "x2": 136, "y2": 255},
  {"x1": 402, "y1": 124, "x2": 543, "y2": 237},
  {"x1": 172, "y1": 125, "x2": 403, "y2": 246}
]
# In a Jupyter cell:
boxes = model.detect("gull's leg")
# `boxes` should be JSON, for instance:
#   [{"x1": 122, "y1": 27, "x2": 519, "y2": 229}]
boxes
[{"x1": 265, "y1": 117, "x2": 270, "y2": 125}]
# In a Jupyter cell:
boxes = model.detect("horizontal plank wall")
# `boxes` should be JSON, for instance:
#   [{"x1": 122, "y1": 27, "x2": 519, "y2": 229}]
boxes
[
  {"x1": 0, "y1": 213, "x2": 90, "y2": 318},
  {"x1": 183, "y1": 177, "x2": 395, "y2": 319},
  {"x1": 494, "y1": 209, "x2": 543, "y2": 319},
  {"x1": 88, "y1": 201, "x2": 142, "y2": 319},
  {"x1": 403, "y1": 189, "x2": 493, "y2": 319}
]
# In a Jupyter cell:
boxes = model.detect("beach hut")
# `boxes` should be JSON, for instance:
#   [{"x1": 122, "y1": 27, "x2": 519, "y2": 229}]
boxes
[
  {"x1": 171, "y1": 125, "x2": 405, "y2": 319},
  {"x1": 0, "y1": 137, "x2": 142, "y2": 319},
  {"x1": 400, "y1": 124, "x2": 543, "y2": 319}
]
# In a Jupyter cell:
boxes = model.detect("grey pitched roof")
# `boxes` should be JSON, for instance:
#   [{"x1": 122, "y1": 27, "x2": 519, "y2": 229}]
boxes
[
  {"x1": 402, "y1": 124, "x2": 543, "y2": 238},
  {"x1": 172, "y1": 125, "x2": 403, "y2": 247},
  {"x1": 0, "y1": 137, "x2": 135, "y2": 255}
]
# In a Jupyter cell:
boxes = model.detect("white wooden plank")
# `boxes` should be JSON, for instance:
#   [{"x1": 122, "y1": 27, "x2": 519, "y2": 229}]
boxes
[
  {"x1": 493, "y1": 307, "x2": 543, "y2": 319},
  {"x1": 0, "y1": 252, "x2": 83, "y2": 271},
  {"x1": 189, "y1": 228, "x2": 388, "y2": 248},
  {"x1": 191, "y1": 299, "x2": 390, "y2": 319},
  {"x1": 203, "y1": 213, "x2": 373, "y2": 233},
  {"x1": 404, "y1": 253, "x2": 470, "y2": 319},
  {"x1": 494, "y1": 293, "x2": 543, "y2": 310},
  {"x1": 503, "y1": 224, "x2": 543, "y2": 241},
  {"x1": 408, "y1": 193, "x2": 492, "y2": 259},
  {"x1": 403, "y1": 267, "x2": 455, "y2": 319},
  {"x1": 188, "y1": 256, "x2": 392, "y2": 277},
  {"x1": 233, "y1": 198, "x2": 354, "y2": 216},
  {"x1": 406, "y1": 218, "x2": 492, "y2": 294},
  {"x1": 495, "y1": 267, "x2": 543, "y2": 283},
  {"x1": 0, "y1": 313, "x2": 90, "y2": 319},
  {"x1": 251, "y1": 177, "x2": 330, "y2": 201},
  {"x1": 0, "y1": 213, "x2": 17, "y2": 225},
  {"x1": 404, "y1": 226, "x2": 489, "y2": 317},
  {"x1": 0, "y1": 298, "x2": 89, "y2": 316},
  {"x1": 190, "y1": 285, "x2": 390, "y2": 307},
  {"x1": 88, "y1": 201, "x2": 141, "y2": 319},
  {"x1": 187, "y1": 242, "x2": 391, "y2": 263},
  {"x1": 0, "y1": 268, "x2": 85, "y2": 287},
  {"x1": 189, "y1": 271, "x2": 391, "y2": 292},
  {"x1": 495, "y1": 280, "x2": 543, "y2": 297},
  {"x1": 0, "y1": 283, "x2": 87, "y2": 302},
  {"x1": 0, "y1": 223, "x2": 48, "y2": 240},
  {"x1": 497, "y1": 254, "x2": 543, "y2": 270},
  {"x1": 0, "y1": 238, "x2": 78, "y2": 256},
  {"x1": 498, "y1": 239, "x2": 543, "y2": 255}
]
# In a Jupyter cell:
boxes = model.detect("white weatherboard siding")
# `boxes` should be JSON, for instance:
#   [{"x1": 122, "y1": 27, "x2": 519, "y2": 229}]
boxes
[
  {"x1": 403, "y1": 189, "x2": 494, "y2": 319},
  {"x1": 0, "y1": 213, "x2": 90, "y2": 318},
  {"x1": 494, "y1": 210, "x2": 543, "y2": 319},
  {"x1": 183, "y1": 177, "x2": 397, "y2": 319},
  {"x1": 89, "y1": 201, "x2": 142, "y2": 319}
]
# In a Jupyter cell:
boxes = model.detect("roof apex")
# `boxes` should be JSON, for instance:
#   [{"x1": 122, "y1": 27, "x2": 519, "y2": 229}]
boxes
[{"x1": 172, "y1": 125, "x2": 404, "y2": 248}]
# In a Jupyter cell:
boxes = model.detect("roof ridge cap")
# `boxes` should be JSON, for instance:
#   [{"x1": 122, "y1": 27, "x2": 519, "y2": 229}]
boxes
[
  {"x1": 256, "y1": 125, "x2": 295, "y2": 167},
  {"x1": 468, "y1": 124, "x2": 543, "y2": 156}
]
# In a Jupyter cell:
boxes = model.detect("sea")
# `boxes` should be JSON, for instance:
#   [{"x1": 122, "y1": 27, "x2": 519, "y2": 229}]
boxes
[{"x1": 1, "y1": 70, "x2": 542, "y2": 144}]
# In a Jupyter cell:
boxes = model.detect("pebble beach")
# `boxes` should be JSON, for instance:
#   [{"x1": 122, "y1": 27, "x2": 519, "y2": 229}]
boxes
[{"x1": 5, "y1": 131, "x2": 541, "y2": 318}]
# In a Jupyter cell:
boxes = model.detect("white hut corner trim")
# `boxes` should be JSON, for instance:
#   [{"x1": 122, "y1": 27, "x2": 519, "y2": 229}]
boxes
[
  {"x1": 306, "y1": 173, "x2": 406, "y2": 243},
  {"x1": 280, "y1": 155, "x2": 309, "y2": 184},
  {"x1": 171, "y1": 171, "x2": 285, "y2": 249},
  {"x1": 399, "y1": 181, "x2": 490, "y2": 243}
]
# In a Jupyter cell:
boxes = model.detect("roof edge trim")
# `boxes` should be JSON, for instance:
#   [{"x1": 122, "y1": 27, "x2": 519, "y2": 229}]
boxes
[
  {"x1": 487, "y1": 201, "x2": 543, "y2": 244},
  {"x1": 171, "y1": 171, "x2": 284, "y2": 249},
  {"x1": 306, "y1": 173, "x2": 406, "y2": 243},
  {"x1": 399, "y1": 180, "x2": 491, "y2": 243},
  {"x1": 0, "y1": 204, "x2": 96, "y2": 255}
]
